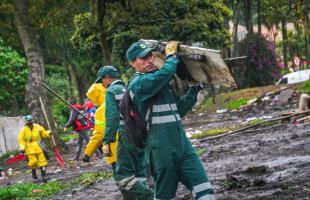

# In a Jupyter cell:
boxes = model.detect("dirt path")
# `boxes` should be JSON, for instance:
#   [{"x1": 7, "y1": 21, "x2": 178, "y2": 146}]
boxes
[{"x1": 200, "y1": 122, "x2": 310, "y2": 200}]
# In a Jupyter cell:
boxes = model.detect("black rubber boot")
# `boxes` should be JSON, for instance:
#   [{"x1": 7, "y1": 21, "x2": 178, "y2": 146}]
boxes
[
  {"x1": 40, "y1": 167, "x2": 47, "y2": 183},
  {"x1": 82, "y1": 154, "x2": 90, "y2": 163},
  {"x1": 120, "y1": 189, "x2": 135, "y2": 200},
  {"x1": 31, "y1": 169, "x2": 38, "y2": 179}
]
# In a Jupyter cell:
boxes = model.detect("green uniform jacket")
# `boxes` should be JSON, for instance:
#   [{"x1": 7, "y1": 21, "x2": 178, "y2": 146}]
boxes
[
  {"x1": 128, "y1": 57, "x2": 199, "y2": 170},
  {"x1": 102, "y1": 79, "x2": 126, "y2": 144}
]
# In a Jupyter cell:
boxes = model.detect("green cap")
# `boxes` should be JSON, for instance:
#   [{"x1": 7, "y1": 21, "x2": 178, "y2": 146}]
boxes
[
  {"x1": 24, "y1": 115, "x2": 33, "y2": 123},
  {"x1": 94, "y1": 65, "x2": 120, "y2": 83},
  {"x1": 126, "y1": 41, "x2": 154, "y2": 62}
]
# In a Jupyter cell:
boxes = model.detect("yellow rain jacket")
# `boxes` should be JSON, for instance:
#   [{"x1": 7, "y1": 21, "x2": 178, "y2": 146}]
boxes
[
  {"x1": 18, "y1": 124, "x2": 51, "y2": 169},
  {"x1": 84, "y1": 83, "x2": 118, "y2": 165}
]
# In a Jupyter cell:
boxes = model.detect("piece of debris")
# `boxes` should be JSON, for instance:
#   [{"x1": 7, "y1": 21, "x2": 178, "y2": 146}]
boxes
[
  {"x1": 247, "y1": 98, "x2": 258, "y2": 105},
  {"x1": 6, "y1": 168, "x2": 13, "y2": 176},
  {"x1": 298, "y1": 93, "x2": 310, "y2": 112},
  {"x1": 216, "y1": 109, "x2": 227, "y2": 114},
  {"x1": 32, "y1": 189, "x2": 43, "y2": 194},
  {"x1": 277, "y1": 89, "x2": 294, "y2": 103}
]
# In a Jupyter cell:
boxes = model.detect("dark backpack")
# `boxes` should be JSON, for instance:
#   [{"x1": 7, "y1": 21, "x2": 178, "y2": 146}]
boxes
[{"x1": 119, "y1": 90, "x2": 154, "y2": 149}]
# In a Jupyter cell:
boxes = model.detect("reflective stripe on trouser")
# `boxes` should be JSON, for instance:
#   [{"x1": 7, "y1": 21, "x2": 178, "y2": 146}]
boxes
[
  {"x1": 152, "y1": 141, "x2": 214, "y2": 199},
  {"x1": 116, "y1": 136, "x2": 154, "y2": 200},
  {"x1": 27, "y1": 153, "x2": 48, "y2": 169}
]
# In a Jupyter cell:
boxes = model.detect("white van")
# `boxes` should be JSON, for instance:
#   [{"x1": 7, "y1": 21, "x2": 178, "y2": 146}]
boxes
[{"x1": 276, "y1": 69, "x2": 310, "y2": 85}]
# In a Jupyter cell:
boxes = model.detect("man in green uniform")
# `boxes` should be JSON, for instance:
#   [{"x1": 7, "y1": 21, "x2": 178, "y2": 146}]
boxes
[
  {"x1": 126, "y1": 41, "x2": 215, "y2": 200},
  {"x1": 94, "y1": 65, "x2": 154, "y2": 200}
]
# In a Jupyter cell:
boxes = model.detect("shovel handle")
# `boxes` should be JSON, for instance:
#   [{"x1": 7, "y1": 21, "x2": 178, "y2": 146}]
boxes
[{"x1": 39, "y1": 97, "x2": 56, "y2": 147}]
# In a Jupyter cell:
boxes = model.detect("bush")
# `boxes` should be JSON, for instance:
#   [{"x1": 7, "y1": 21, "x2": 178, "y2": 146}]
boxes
[{"x1": 242, "y1": 34, "x2": 281, "y2": 87}]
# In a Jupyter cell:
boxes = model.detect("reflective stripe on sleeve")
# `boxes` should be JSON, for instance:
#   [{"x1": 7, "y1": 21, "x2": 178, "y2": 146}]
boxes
[
  {"x1": 95, "y1": 120, "x2": 106, "y2": 128},
  {"x1": 153, "y1": 103, "x2": 177, "y2": 112},
  {"x1": 118, "y1": 175, "x2": 145, "y2": 191},
  {"x1": 115, "y1": 94, "x2": 124, "y2": 100},
  {"x1": 129, "y1": 90, "x2": 134, "y2": 100},
  {"x1": 152, "y1": 114, "x2": 181, "y2": 124}
]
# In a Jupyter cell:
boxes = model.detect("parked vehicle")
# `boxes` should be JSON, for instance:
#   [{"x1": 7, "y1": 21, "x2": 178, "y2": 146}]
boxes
[{"x1": 276, "y1": 69, "x2": 310, "y2": 85}]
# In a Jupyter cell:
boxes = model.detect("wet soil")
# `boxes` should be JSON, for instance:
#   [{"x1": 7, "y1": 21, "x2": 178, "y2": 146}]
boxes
[{"x1": 1, "y1": 90, "x2": 310, "y2": 199}]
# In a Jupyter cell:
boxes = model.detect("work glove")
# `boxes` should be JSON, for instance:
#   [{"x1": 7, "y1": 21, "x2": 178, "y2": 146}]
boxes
[
  {"x1": 102, "y1": 143, "x2": 112, "y2": 157},
  {"x1": 165, "y1": 41, "x2": 180, "y2": 59},
  {"x1": 191, "y1": 82, "x2": 209, "y2": 92}
]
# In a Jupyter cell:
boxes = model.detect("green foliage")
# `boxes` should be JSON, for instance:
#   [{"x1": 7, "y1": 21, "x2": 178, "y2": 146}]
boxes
[
  {"x1": 190, "y1": 118, "x2": 275, "y2": 140},
  {"x1": 191, "y1": 128, "x2": 230, "y2": 139},
  {"x1": 197, "y1": 87, "x2": 264, "y2": 113},
  {"x1": 278, "y1": 29, "x2": 307, "y2": 64},
  {"x1": 45, "y1": 66, "x2": 71, "y2": 126},
  {"x1": 72, "y1": 171, "x2": 112, "y2": 187},
  {"x1": 70, "y1": 0, "x2": 232, "y2": 69},
  {"x1": 195, "y1": 147, "x2": 207, "y2": 156},
  {"x1": 0, "y1": 37, "x2": 27, "y2": 115},
  {"x1": 0, "y1": 171, "x2": 112, "y2": 199},
  {"x1": 0, "y1": 181, "x2": 65, "y2": 200},
  {"x1": 298, "y1": 80, "x2": 310, "y2": 93},
  {"x1": 243, "y1": 34, "x2": 280, "y2": 87},
  {"x1": 225, "y1": 98, "x2": 249, "y2": 110}
]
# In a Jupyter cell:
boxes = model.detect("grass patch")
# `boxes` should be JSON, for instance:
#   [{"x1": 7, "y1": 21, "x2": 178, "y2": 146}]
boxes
[
  {"x1": 297, "y1": 80, "x2": 310, "y2": 93},
  {"x1": 0, "y1": 150, "x2": 19, "y2": 161},
  {"x1": 59, "y1": 133, "x2": 78, "y2": 143},
  {"x1": 0, "y1": 171, "x2": 112, "y2": 200},
  {"x1": 0, "y1": 181, "x2": 65, "y2": 200},
  {"x1": 197, "y1": 88, "x2": 262, "y2": 113},
  {"x1": 191, "y1": 118, "x2": 274, "y2": 139},
  {"x1": 191, "y1": 128, "x2": 231, "y2": 139},
  {"x1": 72, "y1": 171, "x2": 112, "y2": 187},
  {"x1": 197, "y1": 85, "x2": 281, "y2": 114},
  {"x1": 195, "y1": 148, "x2": 207, "y2": 156},
  {"x1": 225, "y1": 98, "x2": 249, "y2": 110}
]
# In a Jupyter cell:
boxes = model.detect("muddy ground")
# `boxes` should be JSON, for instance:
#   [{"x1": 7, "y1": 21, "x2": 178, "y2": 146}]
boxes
[{"x1": 1, "y1": 91, "x2": 310, "y2": 200}]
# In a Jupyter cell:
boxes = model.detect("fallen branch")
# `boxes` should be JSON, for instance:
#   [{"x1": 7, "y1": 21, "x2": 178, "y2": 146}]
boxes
[{"x1": 198, "y1": 110, "x2": 310, "y2": 142}]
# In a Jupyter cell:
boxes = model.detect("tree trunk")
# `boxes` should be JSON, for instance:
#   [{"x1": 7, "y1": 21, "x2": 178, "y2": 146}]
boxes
[
  {"x1": 61, "y1": 28, "x2": 74, "y2": 98},
  {"x1": 281, "y1": 20, "x2": 288, "y2": 73},
  {"x1": 232, "y1": 5, "x2": 240, "y2": 57},
  {"x1": 243, "y1": 0, "x2": 253, "y2": 35},
  {"x1": 76, "y1": 74, "x2": 88, "y2": 103},
  {"x1": 257, "y1": 0, "x2": 261, "y2": 35},
  {"x1": 303, "y1": 1, "x2": 310, "y2": 68},
  {"x1": 97, "y1": 0, "x2": 111, "y2": 64},
  {"x1": 11, "y1": 95, "x2": 20, "y2": 116},
  {"x1": 12, "y1": 0, "x2": 66, "y2": 150}
]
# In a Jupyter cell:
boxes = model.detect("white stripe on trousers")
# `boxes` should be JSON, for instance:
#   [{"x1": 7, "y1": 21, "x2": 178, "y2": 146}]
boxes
[
  {"x1": 198, "y1": 194, "x2": 216, "y2": 200},
  {"x1": 193, "y1": 182, "x2": 212, "y2": 193}
]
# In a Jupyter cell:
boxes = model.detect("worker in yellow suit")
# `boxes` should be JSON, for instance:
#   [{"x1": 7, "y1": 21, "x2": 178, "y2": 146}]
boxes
[
  {"x1": 18, "y1": 115, "x2": 51, "y2": 182},
  {"x1": 82, "y1": 83, "x2": 118, "y2": 168}
]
